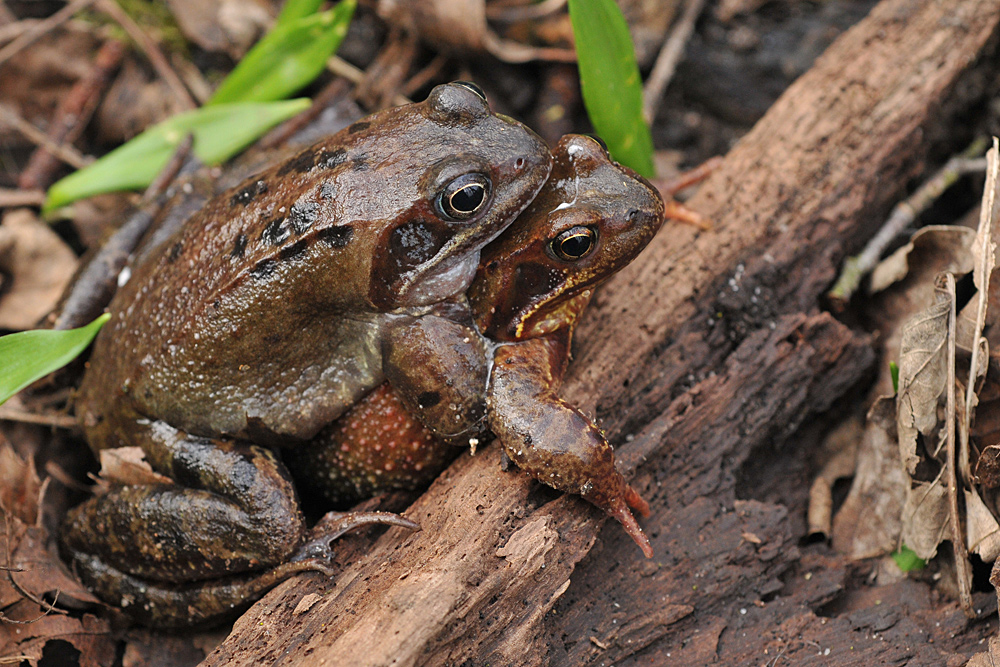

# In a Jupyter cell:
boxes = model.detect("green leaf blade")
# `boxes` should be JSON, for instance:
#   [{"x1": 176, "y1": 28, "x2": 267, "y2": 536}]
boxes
[
  {"x1": 568, "y1": 0, "x2": 654, "y2": 178},
  {"x1": 0, "y1": 314, "x2": 110, "y2": 406},
  {"x1": 43, "y1": 99, "x2": 310, "y2": 212},
  {"x1": 208, "y1": 0, "x2": 356, "y2": 106},
  {"x1": 276, "y1": 0, "x2": 325, "y2": 25}
]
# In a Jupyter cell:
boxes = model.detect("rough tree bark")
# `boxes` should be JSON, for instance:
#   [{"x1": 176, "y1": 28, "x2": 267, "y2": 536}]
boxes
[{"x1": 204, "y1": 0, "x2": 1000, "y2": 664}]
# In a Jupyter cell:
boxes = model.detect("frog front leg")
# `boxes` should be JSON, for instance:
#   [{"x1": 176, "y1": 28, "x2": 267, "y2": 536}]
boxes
[
  {"x1": 487, "y1": 337, "x2": 653, "y2": 558},
  {"x1": 61, "y1": 417, "x2": 408, "y2": 627}
]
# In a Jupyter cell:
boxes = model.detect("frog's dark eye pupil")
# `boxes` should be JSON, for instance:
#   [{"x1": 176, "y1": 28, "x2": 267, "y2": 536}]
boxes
[
  {"x1": 453, "y1": 81, "x2": 487, "y2": 102},
  {"x1": 450, "y1": 184, "x2": 485, "y2": 213},
  {"x1": 438, "y1": 173, "x2": 491, "y2": 221},
  {"x1": 552, "y1": 227, "x2": 596, "y2": 261}
]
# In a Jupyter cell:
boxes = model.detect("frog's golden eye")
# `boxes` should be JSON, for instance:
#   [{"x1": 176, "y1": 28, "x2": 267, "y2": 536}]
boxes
[
  {"x1": 584, "y1": 134, "x2": 608, "y2": 152},
  {"x1": 438, "y1": 173, "x2": 491, "y2": 221},
  {"x1": 453, "y1": 81, "x2": 487, "y2": 102},
  {"x1": 551, "y1": 226, "x2": 597, "y2": 261}
]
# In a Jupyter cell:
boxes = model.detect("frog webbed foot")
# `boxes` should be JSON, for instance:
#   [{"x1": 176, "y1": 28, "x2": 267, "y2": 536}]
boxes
[{"x1": 292, "y1": 510, "x2": 420, "y2": 563}]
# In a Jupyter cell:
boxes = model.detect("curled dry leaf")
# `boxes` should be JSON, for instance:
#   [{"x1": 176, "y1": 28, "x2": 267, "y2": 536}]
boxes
[
  {"x1": 0, "y1": 443, "x2": 101, "y2": 621},
  {"x1": 869, "y1": 225, "x2": 975, "y2": 295},
  {"x1": 831, "y1": 398, "x2": 908, "y2": 559},
  {"x1": 97, "y1": 446, "x2": 174, "y2": 489},
  {"x1": 0, "y1": 439, "x2": 42, "y2": 525},
  {"x1": 901, "y1": 479, "x2": 950, "y2": 560},
  {"x1": 965, "y1": 486, "x2": 1000, "y2": 561},
  {"x1": 896, "y1": 283, "x2": 951, "y2": 474},
  {"x1": 974, "y1": 444, "x2": 1000, "y2": 488},
  {"x1": 0, "y1": 209, "x2": 78, "y2": 330},
  {"x1": 377, "y1": 0, "x2": 576, "y2": 62}
]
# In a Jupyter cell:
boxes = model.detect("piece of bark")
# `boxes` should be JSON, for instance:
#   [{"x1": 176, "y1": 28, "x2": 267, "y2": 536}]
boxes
[{"x1": 204, "y1": 0, "x2": 1000, "y2": 664}]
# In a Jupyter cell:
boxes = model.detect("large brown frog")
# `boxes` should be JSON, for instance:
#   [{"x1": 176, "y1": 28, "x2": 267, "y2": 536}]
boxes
[
  {"x1": 61, "y1": 82, "x2": 552, "y2": 627},
  {"x1": 290, "y1": 134, "x2": 665, "y2": 558}
]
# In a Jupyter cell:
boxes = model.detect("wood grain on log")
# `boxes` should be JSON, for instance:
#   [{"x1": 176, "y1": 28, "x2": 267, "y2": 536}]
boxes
[{"x1": 205, "y1": 0, "x2": 1000, "y2": 664}]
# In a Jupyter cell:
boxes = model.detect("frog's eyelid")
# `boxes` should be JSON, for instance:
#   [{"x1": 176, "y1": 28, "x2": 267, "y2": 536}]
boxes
[{"x1": 452, "y1": 81, "x2": 487, "y2": 102}]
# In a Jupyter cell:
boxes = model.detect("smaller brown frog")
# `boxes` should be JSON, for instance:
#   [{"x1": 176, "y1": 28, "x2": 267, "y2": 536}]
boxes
[{"x1": 291, "y1": 134, "x2": 665, "y2": 557}]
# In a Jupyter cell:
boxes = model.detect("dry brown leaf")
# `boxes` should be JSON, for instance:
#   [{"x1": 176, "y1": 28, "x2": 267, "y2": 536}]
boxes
[
  {"x1": 165, "y1": 0, "x2": 270, "y2": 58},
  {"x1": 831, "y1": 398, "x2": 907, "y2": 558},
  {"x1": 0, "y1": 441, "x2": 42, "y2": 525},
  {"x1": 896, "y1": 285, "x2": 951, "y2": 473},
  {"x1": 97, "y1": 447, "x2": 174, "y2": 488},
  {"x1": 0, "y1": 604, "x2": 115, "y2": 667},
  {"x1": 0, "y1": 209, "x2": 78, "y2": 329},
  {"x1": 965, "y1": 486, "x2": 1000, "y2": 561},
  {"x1": 900, "y1": 479, "x2": 950, "y2": 560},
  {"x1": 974, "y1": 444, "x2": 1000, "y2": 487},
  {"x1": 377, "y1": 0, "x2": 575, "y2": 63},
  {"x1": 870, "y1": 225, "x2": 976, "y2": 295}
]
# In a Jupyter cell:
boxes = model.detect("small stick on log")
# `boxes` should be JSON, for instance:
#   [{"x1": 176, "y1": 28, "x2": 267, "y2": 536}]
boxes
[{"x1": 828, "y1": 137, "x2": 991, "y2": 305}]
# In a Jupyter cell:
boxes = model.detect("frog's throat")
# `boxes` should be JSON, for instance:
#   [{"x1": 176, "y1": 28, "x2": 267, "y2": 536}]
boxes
[{"x1": 401, "y1": 253, "x2": 479, "y2": 307}]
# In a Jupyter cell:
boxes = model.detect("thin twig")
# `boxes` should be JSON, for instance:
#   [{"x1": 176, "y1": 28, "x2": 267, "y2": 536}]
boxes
[
  {"x1": 945, "y1": 272, "x2": 975, "y2": 618},
  {"x1": 486, "y1": 0, "x2": 566, "y2": 21},
  {"x1": 401, "y1": 54, "x2": 449, "y2": 99},
  {"x1": 95, "y1": 0, "x2": 196, "y2": 110},
  {"x1": 327, "y1": 55, "x2": 411, "y2": 107},
  {"x1": 0, "y1": 105, "x2": 90, "y2": 169},
  {"x1": 0, "y1": 0, "x2": 97, "y2": 67},
  {"x1": 0, "y1": 188, "x2": 45, "y2": 208},
  {"x1": 18, "y1": 39, "x2": 125, "y2": 191},
  {"x1": 828, "y1": 137, "x2": 990, "y2": 305},
  {"x1": 0, "y1": 405, "x2": 77, "y2": 429},
  {"x1": 642, "y1": 0, "x2": 707, "y2": 124}
]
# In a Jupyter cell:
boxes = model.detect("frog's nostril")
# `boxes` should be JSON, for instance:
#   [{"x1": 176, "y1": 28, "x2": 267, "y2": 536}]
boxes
[{"x1": 515, "y1": 157, "x2": 525, "y2": 171}]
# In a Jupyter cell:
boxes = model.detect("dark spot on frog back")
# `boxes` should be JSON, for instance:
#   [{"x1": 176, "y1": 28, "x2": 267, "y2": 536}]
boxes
[
  {"x1": 230, "y1": 180, "x2": 269, "y2": 207},
  {"x1": 231, "y1": 234, "x2": 248, "y2": 259},
  {"x1": 289, "y1": 200, "x2": 319, "y2": 234},
  {"x1": 319, "y1": 225, "x2": 353, "y2": 248},
  {"x1": 279, "y1": 239, "x2": 309, "y2": 261},
  {"x1": 319, "y1": 148, "x2": 347, "y2": 169},
  {"x1": 277, "y1": 149, "x2": 316, "y2": 176},
  {"x1": 348, "y1": 121, "x2": 370, "y2": 134},
  {"x1": 251, "y1": 258, "x2": 277, "y2": 279},
  {"x1": 262, "y1": 217, "x2": 290, "y2": 245},
  {"x1": 352, "y1": 153, "x2": 370, "y2": 171},
  {"x1": 167, "y1": 242, "x2": 183, "y2": 263}
]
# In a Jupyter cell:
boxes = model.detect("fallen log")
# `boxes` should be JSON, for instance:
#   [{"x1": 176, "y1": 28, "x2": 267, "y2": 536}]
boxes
[{"x1": 204, "y1": 0, "x2": 1000, "y2": 663}]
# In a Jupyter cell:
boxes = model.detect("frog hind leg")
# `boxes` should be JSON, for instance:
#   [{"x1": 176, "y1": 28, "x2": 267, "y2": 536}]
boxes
[
  {"x1": 63, "y1": 418, "x2": 311, "y2": 582},
  {"x1": 62, "y1": 417, "x2": 323, "y2": 622},
  {"x1": 487, "y1": 340, "x2": 654, "y2": 559},
  {"x1": 68, "y1": 511, "x2": 418, "y2": 628},
  {"x1": 68, "y1": 550, "x2": 333, "y2": 629}
]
